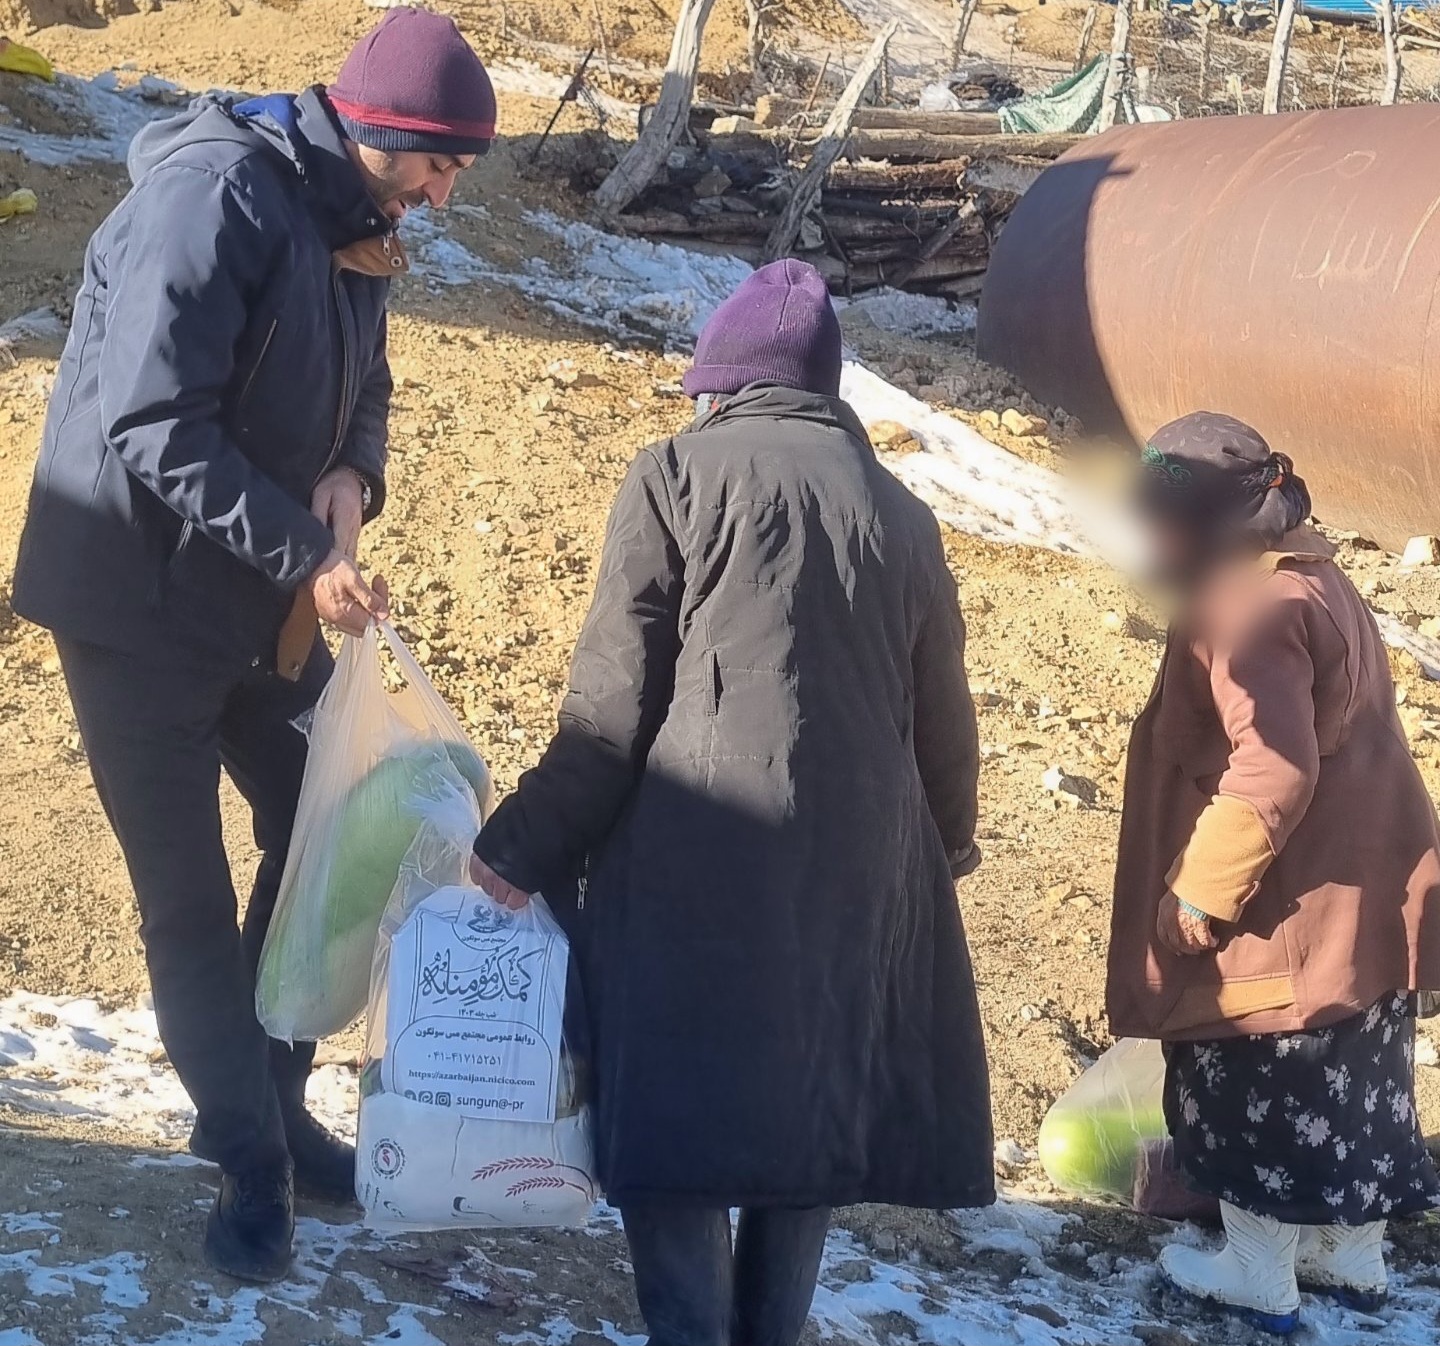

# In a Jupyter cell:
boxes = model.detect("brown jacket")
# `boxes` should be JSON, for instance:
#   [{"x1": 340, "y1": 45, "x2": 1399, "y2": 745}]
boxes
[{"x1": 1107, "y1": 532, "x2": 1440, "y2": 1041}]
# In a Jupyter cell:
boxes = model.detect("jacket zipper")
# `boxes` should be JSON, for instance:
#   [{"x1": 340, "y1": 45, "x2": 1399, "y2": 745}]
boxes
[
  {"x1": 321, "y1": 267, "x2": 354, "y2": 480},
  {"x1": 577, "y1": 853, "x2": 590, "y2": 910},
  {"x1": 236, "y1": 319, "x2": 279, "y2": 410}
]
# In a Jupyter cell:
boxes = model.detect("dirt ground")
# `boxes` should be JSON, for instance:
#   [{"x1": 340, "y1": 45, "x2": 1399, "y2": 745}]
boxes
[{"x1": 2, "y1": 0, "x2": 1440, "y2": 1341}]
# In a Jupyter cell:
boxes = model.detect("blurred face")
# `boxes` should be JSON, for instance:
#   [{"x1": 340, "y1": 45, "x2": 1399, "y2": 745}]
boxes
[
  {"x1": 350, "y1": 145, "x2": 476, "y2": 222},
  {"x1": 1140, "y1": 513, "x2": 1209, "y2": 595}
]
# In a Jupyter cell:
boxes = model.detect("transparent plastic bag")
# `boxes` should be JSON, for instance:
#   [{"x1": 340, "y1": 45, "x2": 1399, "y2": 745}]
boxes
[
  {"x1": 357, "y1": 784, "x2": 597, "y2": 1232},
  {"x1": 1037, "y1": 1038, "x2": 1168, "y2": 1203},
  {"x1": 256, "y1": 622, "x2": 495, "y2": 1041}
]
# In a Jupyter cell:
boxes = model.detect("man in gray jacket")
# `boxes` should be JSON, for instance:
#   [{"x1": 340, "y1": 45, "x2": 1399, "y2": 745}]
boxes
[{"x1": 11, "y1": 8, "x2": 495, "y2": 1281}]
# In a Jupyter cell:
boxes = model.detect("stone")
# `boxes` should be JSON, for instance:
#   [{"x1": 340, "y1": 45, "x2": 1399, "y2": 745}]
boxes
[
  {"x1": 693, "y1": 167, "x2": 733, "y2": 199},
  {"x1": 1001, "y1": 408, "x2": 1048, "y2": 438},
  {"x1": 1041, "y1": 765, "x2": 1097, "y2": 807},
  {"x1": 867, "y1": 420, "x2": 918, "y2": 452},
  {"x1": 1045, "y1": 881, "x2": 1079, "y2": 907},
  {"x1": 1401, "y1": 535, "x2": 1440, "y2": 567},
  {"x1": 977, "y1": 409, "x2": 1002, "y2": 432}
]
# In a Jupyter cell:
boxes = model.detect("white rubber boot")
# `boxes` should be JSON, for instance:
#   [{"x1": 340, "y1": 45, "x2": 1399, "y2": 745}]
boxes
[
  {"x1": 1296, "y1": 1222, "x2": 1388, "y2": 1308},
  {"x1": 1158, "y1": 1201, "x2": 1301, "y2": 1335}
]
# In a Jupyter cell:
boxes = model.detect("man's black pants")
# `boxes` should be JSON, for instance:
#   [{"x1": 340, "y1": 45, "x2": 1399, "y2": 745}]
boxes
[
  {"x1": 56, "y1": 634, "x2": 332, "y2": 1174},
  {"x1": 619, "y1": 1205, "x2": 831, "y2": 1346}
]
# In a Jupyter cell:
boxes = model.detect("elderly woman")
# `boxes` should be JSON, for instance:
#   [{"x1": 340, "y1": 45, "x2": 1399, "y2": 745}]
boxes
[
  {"x1": 468, "y1": 260, "x2": 994, "y2": 1345},
  {"x1": 1108, "y1": 411, "x2": 1440, "y2": 1334}
]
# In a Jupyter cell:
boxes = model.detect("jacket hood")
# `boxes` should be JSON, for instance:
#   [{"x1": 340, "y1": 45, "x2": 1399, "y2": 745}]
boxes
[{"x1": 126, "y1": 87, "x2": 390, "y2": 250}]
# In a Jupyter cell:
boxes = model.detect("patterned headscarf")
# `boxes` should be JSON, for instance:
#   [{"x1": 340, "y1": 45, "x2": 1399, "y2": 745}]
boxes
[{"x1": 1139, "y1": 411, "x2": 1311, "y2": 548}]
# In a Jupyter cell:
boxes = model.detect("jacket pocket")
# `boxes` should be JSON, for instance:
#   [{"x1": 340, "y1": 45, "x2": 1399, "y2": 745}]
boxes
[
  {"x1": 236, "y1": 319, "x2": 279, "y2": 416},
  {"x1": 704, "y1": 650, "x2": 722, "y2": 717}
]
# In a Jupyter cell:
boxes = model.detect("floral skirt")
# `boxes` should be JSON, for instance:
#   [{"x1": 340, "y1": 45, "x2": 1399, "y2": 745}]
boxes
[{"x1": 1164, "y1": 993, "x2": 1440, "y2": 1225}]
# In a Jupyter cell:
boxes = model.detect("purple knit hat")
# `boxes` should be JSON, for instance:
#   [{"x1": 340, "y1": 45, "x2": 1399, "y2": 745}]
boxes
[
  {"x1": 328, "y1": 7, "x2": 496, "y2": 158},
  {"x1": 683, "y1": 259, "x2": 843, "y2": 399}
]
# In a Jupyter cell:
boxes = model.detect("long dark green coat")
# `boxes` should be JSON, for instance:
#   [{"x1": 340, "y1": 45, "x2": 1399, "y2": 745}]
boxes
[{"x1": 476, "y1": 383, "x2": 993, "y2": 1210}]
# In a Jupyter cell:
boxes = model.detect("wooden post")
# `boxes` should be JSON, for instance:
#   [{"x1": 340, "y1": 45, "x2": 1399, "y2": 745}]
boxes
[
  {"x1": 1074, "y1": 5, "x2": 1098, "y2": 71},
  {"x1": 801, "y1": 52, "x2": 832, "y2": 115},
  {"x1": 763, "y1": 21, "x2": 899, "y2": 263},
  {"x1": 591, "y1": 0, "x2": 615, "y2": 88},
  {"x1": 744, "y1": 0, "x2": 777, "y2": 80},
  {"x1": 952, "y1": 0, "x2": 979, "y2": 67},
  {"x1": 594, "y1": 0, "x2": 718, "y2": 217},
  {"x1": 1198, "y1": 17, "x2": 1212, "y2": 102},
  {"x1": 1263, "y1": 0, "x2": 1299, "y2": 114},
  {"x1": 1379, "y1": 0, "x2": 1402, "y2": 105},
  {"x1": 1098, "y1": 0, "x2": 1135, "y2": 131},
  {"x1": 1329, "y1": 33, "x2": 1347, "y2": 107}
]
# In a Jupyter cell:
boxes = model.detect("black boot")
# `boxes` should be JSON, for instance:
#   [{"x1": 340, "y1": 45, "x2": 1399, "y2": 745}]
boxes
[
  {"x1": 283, "y1": 1105, "x2": 357, "y2": 1205},
  {"x1": 204, "y1": 1160, "x2": 295, "y2": 1284}
]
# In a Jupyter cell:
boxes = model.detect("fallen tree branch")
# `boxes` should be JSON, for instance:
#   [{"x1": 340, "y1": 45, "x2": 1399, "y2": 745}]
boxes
[
  {"x1": 594, "y1": 0, "x2": 717, "y2": 216},
  {"x1": 763, "y1": 20, "x2": 899, "y2": 263}
]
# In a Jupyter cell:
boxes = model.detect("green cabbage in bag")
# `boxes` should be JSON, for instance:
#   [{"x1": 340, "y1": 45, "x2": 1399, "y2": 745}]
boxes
[{"x1": 257, "y1": 624, "x2": 495, "y2": 1042}]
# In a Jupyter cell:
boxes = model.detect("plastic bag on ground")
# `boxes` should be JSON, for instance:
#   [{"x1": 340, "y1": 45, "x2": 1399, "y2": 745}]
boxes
[
  {"x1": 1037, "y1": 1037, "x2": 1168, "y2": 1203},
  {"x1": 257, "y1": 622, "x2": 495, "y2": 1041},
  {"x1": 357, "y1": 784, "x2": 597, "y2": 1231}
]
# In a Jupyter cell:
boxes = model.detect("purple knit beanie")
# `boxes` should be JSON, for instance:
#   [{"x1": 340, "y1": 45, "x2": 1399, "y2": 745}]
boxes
[
  {"x1": 328, "y1": 7, "x2": 496, "y2": 158},
  {"x1": 683, "y1": 259, "x2": 843, "y2": 399}
]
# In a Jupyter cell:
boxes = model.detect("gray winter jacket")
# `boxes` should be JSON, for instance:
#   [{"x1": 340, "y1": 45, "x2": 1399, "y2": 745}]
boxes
[
  {"x1": 476, "y1": 384, "x2": 994, "y2": 1210},
  {"x1": 12, "y1": 89, "x2": 392, "y2": 668}
]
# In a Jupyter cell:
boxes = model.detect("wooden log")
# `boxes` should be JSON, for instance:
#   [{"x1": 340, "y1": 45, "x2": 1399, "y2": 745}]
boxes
[
  {"x1": 820, "y1": 193, "x2": 973, "y2": 220},
  {"x1": 763, "y1": 21, "x2": 899, "y2": 263},
  {"x1": 814, "y1": 253, "x2": 988, "y2": 291},
  {"x1": 842, "y1": 236, "x2": 988, "y2": 265},
  {"x1": 594, "y1": 0, "x2": 717, "y2": 216},
  {"x1": 952, "y1": 0, "x2": 979, "y2": 65},
  {"x1": 1098, "y1": 0, "x2": 1135, "y2": 132},
  {"x1": 823, "y1": 158, "x2": 970, "y2": 191},
  {"x1": 928, "y1": 275, "x2": 986, "y2": 300},
  {"x1": 619, "y1": 209, "x2": 986, "y2": 245},
  {"x1": 963, "y1": 156, "x2": 1048, "y2": 197},
  {"x1": 752, "y1": 95, "x2": 1001, "y2": 134},
  {"x1": 1075, "y1": 5, "x2": 1099, "y2": 71},
  {"x1": 1380, "y1": 0, "x2": 1403, "y2": 105},
  {"x1": 1263, "y1": 0, "x2": 1299, "y2": 115},
  {"x1": 891, "y1": 202, "x2": 981, "y2": 289},
  {"x1": 839, "y1": 129, "x2": 1083, "y2": 160}
]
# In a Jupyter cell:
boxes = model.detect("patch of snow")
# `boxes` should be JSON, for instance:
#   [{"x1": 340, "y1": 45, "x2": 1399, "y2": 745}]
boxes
[
  {"x1": 486, "y1": 59, "x2": 634, "y2": 122},
  {"x1": 0, "y1": 992, "x2": 356, "y2": 1144},
  {"x1": 365, "y1": 1307, "x2": 447, "y2": 1345},
  {"x1": 843, "y1": 363, "x2": 1098, "y2": 554},
  {"x1": 405, "y1": 209, "x2": 753, "y2": 347},
  {"x1": 840, "y1": 288, "x2": 977, "y2": 338},
  {"x1": 0, "y1": 73, "x2": 168, "y2": 167},
  {"x1": 0, "y1": 1247, "x2": 148, "y2": 1309}
]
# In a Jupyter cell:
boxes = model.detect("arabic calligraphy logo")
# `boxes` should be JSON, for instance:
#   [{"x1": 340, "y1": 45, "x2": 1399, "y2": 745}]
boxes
[{"x1": 418, "y1": 945, "x2": 539, "y2": 1007}]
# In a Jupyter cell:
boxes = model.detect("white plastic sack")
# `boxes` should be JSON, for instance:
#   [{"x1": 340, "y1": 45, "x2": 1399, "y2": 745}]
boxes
[
  {"x1": 1036, "y1": 1038, "x2": 1167, "y2": 1202},
  {"x1": 257, "y1": 622, "x2": 495, "y2": 1041},
  {"x1": 358, "y1": 789, "x2": 597, "y2": 1232}
]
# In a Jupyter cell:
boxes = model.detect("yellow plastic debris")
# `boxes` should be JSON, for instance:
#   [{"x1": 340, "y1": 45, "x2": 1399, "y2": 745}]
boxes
[
  {"x1": 0, "y1": 37, "x2": 55, "y2": 82},
  {"x1": 0, "y1": 189, "x2": 38, "y2": 222}
]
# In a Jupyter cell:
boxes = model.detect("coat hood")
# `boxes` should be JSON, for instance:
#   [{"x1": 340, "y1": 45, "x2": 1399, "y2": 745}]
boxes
[{"x1": 126, "y1": 87, "x2": 390, "y2": 250}]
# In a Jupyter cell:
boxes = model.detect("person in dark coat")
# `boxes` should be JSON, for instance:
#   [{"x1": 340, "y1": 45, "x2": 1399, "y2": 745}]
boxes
[
  {"x1": 9, "y1": 8, "x2": 495, "y2": 1282},
  {"x1": 470, "y1": 260, "x2": 995, "y2": 1346}
]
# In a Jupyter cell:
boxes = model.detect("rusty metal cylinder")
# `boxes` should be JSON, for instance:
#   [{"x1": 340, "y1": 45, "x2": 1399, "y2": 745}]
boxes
[{"x1": 977, "y1": 104, "x2": 1440, "y2": 552}]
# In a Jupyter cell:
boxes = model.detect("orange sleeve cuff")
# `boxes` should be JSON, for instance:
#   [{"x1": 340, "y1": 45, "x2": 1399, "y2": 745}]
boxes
[{"x1": 1166, "y1": 794, "x2": 1276, "y2": 924}]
